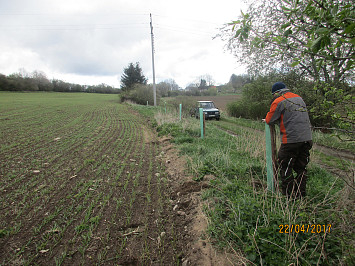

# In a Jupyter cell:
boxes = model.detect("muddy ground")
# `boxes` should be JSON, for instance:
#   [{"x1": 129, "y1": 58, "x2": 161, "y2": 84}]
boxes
[{"x1": 158, "y1": 136, "x2": 237, "y2": 266}]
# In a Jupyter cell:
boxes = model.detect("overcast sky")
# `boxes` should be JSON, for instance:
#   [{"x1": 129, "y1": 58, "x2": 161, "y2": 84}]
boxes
[{"x1": 0, "y1": 0, "x2": 247, "y2": 88}]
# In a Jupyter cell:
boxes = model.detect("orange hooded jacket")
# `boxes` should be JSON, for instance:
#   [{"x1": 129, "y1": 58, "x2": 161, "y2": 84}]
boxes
[{"x1": 265, "y1": 91, "x2": 312, "y2": 144}]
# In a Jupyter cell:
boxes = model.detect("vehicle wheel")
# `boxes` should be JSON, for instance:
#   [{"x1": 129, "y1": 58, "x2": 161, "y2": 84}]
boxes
[{"x1": 216, "y1": 117, "x2": 220, "y2": 121}]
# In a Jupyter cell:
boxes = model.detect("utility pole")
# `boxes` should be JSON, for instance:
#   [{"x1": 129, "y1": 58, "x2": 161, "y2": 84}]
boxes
[{"x1": 150, "y1": 13, "x2": 157, "y2": 106}]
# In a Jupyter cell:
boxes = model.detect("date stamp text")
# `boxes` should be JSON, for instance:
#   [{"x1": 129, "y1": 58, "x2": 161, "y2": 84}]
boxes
[{"x1": 279, "y1": 224, "x2": 332, "y2": 234}]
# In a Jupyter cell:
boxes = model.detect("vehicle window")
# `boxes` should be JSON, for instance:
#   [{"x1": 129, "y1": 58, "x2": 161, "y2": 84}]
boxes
[{"x1": 199, "y1": 102, "x2": 214, "y2": 108}]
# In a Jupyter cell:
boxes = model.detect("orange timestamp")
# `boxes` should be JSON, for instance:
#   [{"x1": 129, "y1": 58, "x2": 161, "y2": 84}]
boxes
[{"x1": 279, "y1": 224, "x2": 332, "y2": 234}]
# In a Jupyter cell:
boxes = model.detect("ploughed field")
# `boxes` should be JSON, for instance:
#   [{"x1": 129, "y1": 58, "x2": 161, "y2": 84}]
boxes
[{"x1": 0, "y1": 93, "x2": 187, "y2": 265}]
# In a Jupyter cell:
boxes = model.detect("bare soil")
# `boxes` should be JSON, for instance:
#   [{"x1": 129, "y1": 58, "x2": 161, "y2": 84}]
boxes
[{"x1": 158, "y1": 137, "x2": 238, "y2": 266}]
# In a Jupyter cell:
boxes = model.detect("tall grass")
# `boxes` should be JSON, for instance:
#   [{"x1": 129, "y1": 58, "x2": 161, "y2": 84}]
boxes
[
  {"x1": 141, "y1": 107, "x2": 354, "y2": 265},
  {"x1": 203, "y1": 167, "x2": 350, "y2": 265},
  {"x1": 216, "y1": 115, "x2": 355, "y2": 154},
  {"x1": 312, "y1": 130, "x2": 355, "y2": 153}
]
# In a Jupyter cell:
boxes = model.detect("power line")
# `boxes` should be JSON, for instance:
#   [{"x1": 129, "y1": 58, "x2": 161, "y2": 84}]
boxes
[
  {"x1": 151, "y1": 13, "x2": 223, "y2": 26},
  {"x1": 0, "y1": 11, "x2": 222, "y2": 36},
  {"x1": 0, "y1": 23, "x2": 147, "y2": 27},
  {"x1": 0, "y1": 23, "x2": 149, "y2": 31},
  {"x1": 0, "y1": 11, "x2": 149, "y2": 16},
  {"x1": 0, "y1": 23, "x2": 214, "y2": 35},
  {"x1": 155, "y1": 25, "x2": 215, "y2": 37}
]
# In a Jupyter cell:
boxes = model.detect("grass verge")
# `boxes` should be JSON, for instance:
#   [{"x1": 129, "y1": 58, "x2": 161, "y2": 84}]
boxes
[{"x1": 132, "y1": 105, "x2": 355, "y2": 265}]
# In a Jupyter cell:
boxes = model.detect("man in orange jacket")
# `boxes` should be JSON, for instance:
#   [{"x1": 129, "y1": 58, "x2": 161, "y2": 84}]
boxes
[{"x1": 265, "y1": 82, "x2": 312, "y2": 198}]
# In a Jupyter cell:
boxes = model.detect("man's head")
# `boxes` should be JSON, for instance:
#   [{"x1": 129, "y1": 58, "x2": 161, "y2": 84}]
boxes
[{"x1": 272, "y1": 82, "x2": 287, "y2": 95}]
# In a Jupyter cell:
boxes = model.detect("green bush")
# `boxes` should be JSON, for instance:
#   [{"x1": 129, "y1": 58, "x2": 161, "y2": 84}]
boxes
[
  {"x1": 295, "y1": 82, "x2": 354, "y2": 129},
  {"x1": 201, "y1": 87, "x2": 218, "y2": 96},
  {"x1": 120, "y1": 84, "x2": 159, "y2": 106},
  {"x1": 226, "y1": 72, "x2": 353, "y2": 129},
  {"x1": 226, "y1": 101, "x2": 247, "y2": 118},
  {"x1": 167, "y1": 96, "x2": 197, "y2": 117},
  {"x1": 227, "y1": 78, "x2": 270, "y2": 119}
]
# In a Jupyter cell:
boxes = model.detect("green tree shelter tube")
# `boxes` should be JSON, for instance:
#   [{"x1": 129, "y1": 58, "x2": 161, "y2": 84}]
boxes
[
  {"x1": 199, "y1": 108, "x2": 204, "y2": 139},
  {"x1": 265, "y1": 122, "x2": 276, "y2": 192}
]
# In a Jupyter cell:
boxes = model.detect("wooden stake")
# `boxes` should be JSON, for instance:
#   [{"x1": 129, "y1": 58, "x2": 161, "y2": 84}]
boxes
[
  {"x1": 203, "y1": 113, "x2": 206, "y2": 137},
  {"x1": 270, "y1": 124, "x2": 278, "y2": 177}
]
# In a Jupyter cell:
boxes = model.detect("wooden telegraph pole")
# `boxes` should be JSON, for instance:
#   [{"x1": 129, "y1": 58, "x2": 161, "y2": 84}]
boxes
[{"x1": 150, "y1": 13, "x2": 157, "y2": 106}]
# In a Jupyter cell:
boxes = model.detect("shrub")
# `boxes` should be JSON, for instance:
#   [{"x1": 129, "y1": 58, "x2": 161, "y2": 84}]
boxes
[
  {"x1": 201, "y1": 87, "x2": 218, "y2": 96},
  {"x1": 167, "y1": 96, "x2": 197, "y2": 117},
  {"x1": 295, "y1": 82, "x2": 354, "y2": 129},
  {"x1": 226, "y1": 72, "x2": 353, "y2": 129},
  {"x1": 120, "y1": 84, "x2": 159, "y2": 105},
  {"x1": 227, "y1": 78, "x2": 270, "y2": 119}
]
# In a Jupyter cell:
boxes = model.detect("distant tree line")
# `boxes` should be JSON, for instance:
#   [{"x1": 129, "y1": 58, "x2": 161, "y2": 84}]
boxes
[
  {"x1": 120, "y1": 62, "x2": 184, "y2": 105},
  {"x1": 0, "y1": 71, "x2": 119, "y2": 94}
]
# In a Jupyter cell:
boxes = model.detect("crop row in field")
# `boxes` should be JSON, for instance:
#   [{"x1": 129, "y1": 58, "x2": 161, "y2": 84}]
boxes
[{"x1": 0, "y1": 93, "x2": 187, "y2": 265}]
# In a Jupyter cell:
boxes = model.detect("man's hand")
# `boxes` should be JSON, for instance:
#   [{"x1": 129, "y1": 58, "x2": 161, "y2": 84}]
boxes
[{"x1": 262, "y1": 119, "x2": 266, "y2": 122}]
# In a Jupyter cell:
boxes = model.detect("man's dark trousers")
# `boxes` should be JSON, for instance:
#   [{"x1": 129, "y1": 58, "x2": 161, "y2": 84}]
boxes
[{"x1": 278, "y1": 141, "x2": 313, "y2": 198}]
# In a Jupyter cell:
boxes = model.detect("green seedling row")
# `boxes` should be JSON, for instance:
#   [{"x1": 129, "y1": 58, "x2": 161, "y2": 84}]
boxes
[{"x1": 0, "y1": 92, "x2": 184, "y2": 265}]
